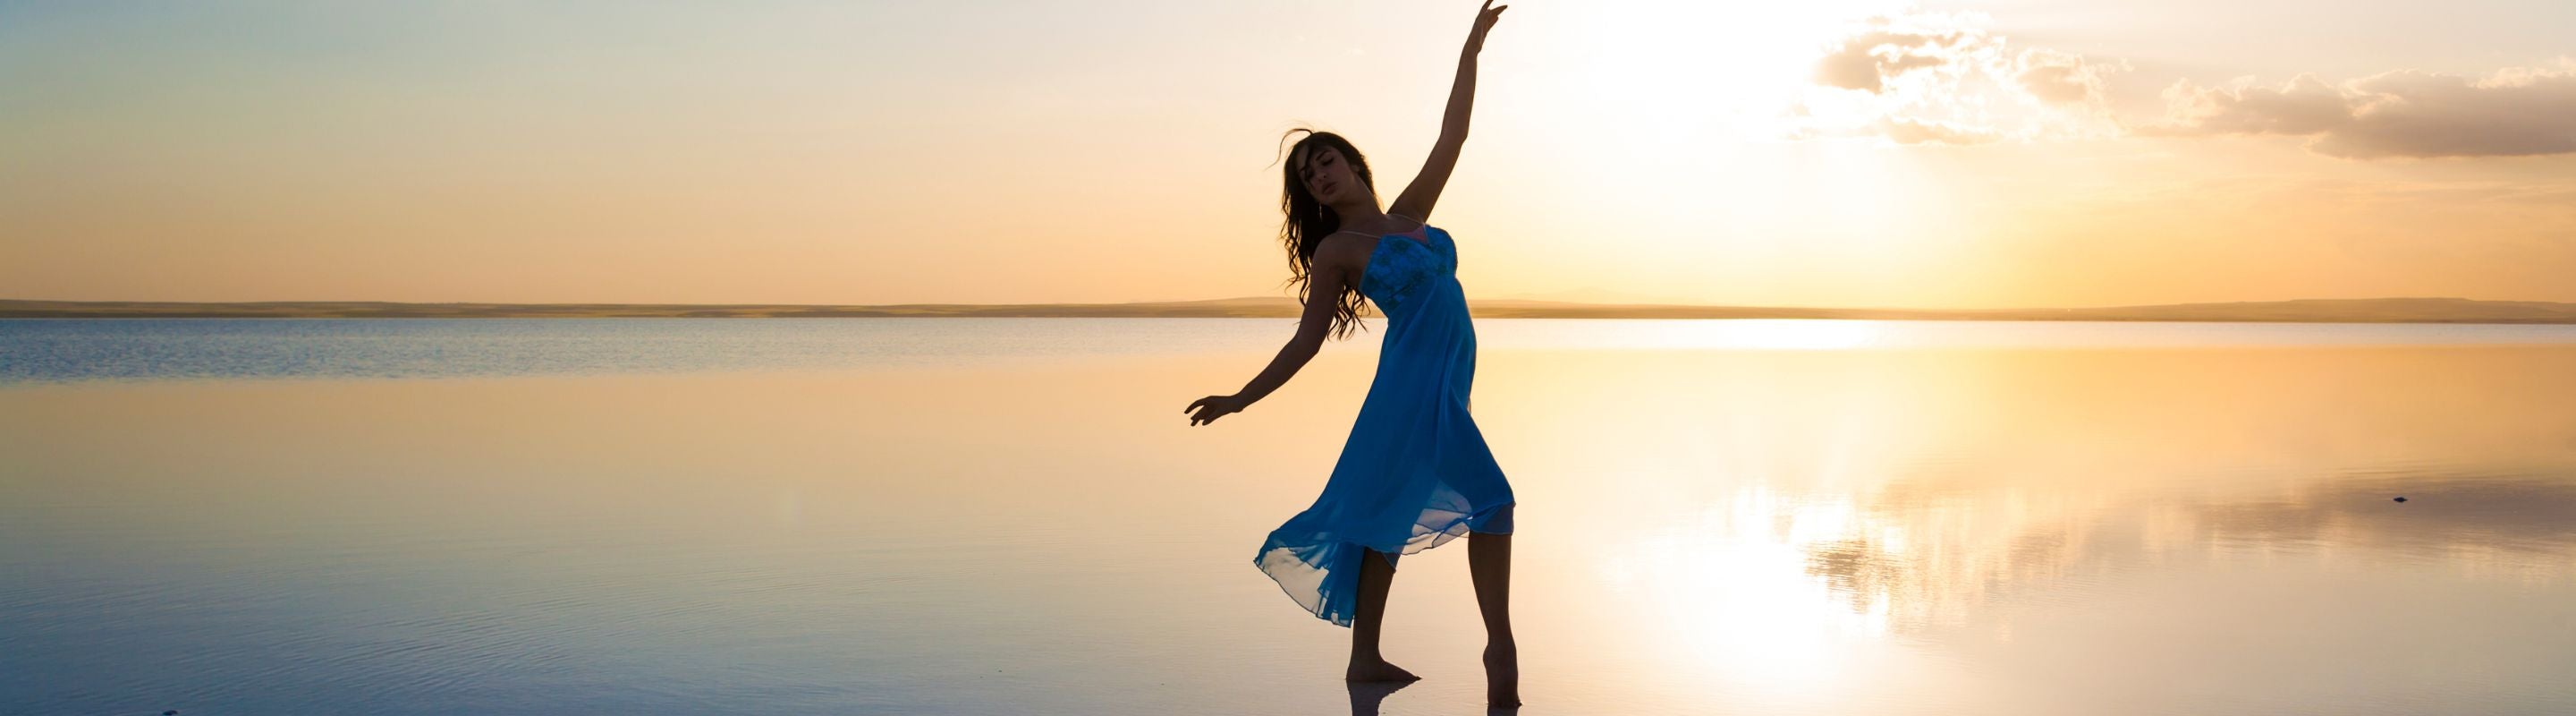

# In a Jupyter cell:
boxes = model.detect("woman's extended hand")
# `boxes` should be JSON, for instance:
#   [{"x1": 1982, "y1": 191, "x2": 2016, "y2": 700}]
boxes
[
  {"x1": 1184, "y1": 394, "x2": 1250, "y2": 426},
  {"x1": 1465, "y1": 1, "x2": 1507, "y2": 53}
]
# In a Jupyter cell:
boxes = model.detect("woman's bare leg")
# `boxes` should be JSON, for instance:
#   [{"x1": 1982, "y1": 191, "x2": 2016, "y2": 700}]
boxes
[
  {"x1": 1346, "y1": 548, "x2": 1419, "y2": 682},
  {"x1": 1470, "y1": 527, "x2": 1519, "y2": 706}
]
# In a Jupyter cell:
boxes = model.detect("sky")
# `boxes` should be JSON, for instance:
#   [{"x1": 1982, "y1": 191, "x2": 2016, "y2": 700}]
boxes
[{"x1": 4, "y1": 0, "x2": 2572, "y2": 308}]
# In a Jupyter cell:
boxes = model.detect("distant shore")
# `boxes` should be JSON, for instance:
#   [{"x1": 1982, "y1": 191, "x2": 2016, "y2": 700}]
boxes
[{"x1": 8, "y1": 297, "x2": 2576, "y2": 323}]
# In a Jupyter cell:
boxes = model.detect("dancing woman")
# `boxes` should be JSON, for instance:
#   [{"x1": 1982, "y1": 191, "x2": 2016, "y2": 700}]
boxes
[{"x1": 1184, "y1": 1, "x2": 1520, "y2": 706}]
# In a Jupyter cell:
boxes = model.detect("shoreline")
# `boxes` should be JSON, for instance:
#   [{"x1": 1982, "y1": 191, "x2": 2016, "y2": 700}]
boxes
[{"x1": 10, "y1": 297, "x2": 2576, "y2": 323}]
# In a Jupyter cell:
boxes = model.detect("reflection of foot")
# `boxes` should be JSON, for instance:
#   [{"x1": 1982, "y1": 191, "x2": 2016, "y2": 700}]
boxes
[
  {"x1": 1343, "y1": 658, "x2": 1421, "y2": 683},
  {"x1": 1483, "y1": 642, "x2": 1521, "y2": 706},
  {"x1": 1345, "y1": 678, "x2": 1414, "y2": 716}
]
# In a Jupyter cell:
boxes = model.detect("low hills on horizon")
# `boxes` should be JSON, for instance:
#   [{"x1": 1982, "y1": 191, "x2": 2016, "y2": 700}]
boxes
[{"x1": 9, "y1": 296, "x2": 2576, "y2": 323}]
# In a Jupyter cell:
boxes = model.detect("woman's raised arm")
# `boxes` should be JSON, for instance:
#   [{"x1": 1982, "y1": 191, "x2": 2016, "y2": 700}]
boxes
[{"x1": 1389, "y1": 1, "x2": 1506, "y2": 222}]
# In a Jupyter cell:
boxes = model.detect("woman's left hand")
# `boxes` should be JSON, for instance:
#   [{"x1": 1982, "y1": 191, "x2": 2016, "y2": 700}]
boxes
[
  {"x1": 1184, "y1": 394, "x2": 1249, "y2": 426},
  {"x1": 1466, "y1": 1, "x2": 1508, "y2": 51}
]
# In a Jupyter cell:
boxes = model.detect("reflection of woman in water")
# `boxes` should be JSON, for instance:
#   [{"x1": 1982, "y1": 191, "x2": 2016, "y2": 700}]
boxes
[{"x1": 1182, "y1": 1, "x2": 1519, "y2": 706}]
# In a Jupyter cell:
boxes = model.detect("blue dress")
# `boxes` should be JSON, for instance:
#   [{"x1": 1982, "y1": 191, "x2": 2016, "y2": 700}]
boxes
[{"x1": 1253, "y1": 219, "x2": 1518, "y2": 626}]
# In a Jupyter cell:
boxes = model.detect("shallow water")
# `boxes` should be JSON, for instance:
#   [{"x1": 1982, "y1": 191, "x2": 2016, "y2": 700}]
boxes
[{"x1": 4, "y1": 319, "x2": 2574, "y2": 714}]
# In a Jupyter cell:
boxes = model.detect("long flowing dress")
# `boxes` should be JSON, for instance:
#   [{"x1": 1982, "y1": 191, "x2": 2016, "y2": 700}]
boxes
[{"x1": 1253, "y1": 218, "x2": 1518, "y2": 626}]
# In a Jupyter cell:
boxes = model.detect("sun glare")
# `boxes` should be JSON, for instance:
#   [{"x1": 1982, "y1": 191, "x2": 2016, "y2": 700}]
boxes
[{"x1": 1559, "y1": 0, "x2": 1912, "y2": 141}]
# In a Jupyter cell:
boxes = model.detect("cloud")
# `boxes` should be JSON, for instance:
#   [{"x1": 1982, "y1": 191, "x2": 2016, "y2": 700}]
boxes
[
  {"x1": 1812, "y1": 27, "x2": 1983, "y2": 94},
  {"x1": 1791, "y1": 11, "x2": 2124, "y2": 146},
  {"x1": 2146, "y1": 64, "x2": 2576, "y2": 158},
  {"x1": 2148, "y1": 74, "x2": 2351, "y2": 135},
  {"x1": 2012, "y1": 47, "x2": 2124, "y2": 108}
]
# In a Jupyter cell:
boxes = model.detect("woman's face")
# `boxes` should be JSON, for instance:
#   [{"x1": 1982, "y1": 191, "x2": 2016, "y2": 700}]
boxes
[{"x1": 1295, "y1": 145, "x2": 1361, "y2": 207}]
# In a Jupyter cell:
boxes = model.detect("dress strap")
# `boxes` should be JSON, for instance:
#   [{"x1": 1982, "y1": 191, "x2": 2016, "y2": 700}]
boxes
[{"x1": 1322, "y1": 214, "x2": 1428, "y2": 241}]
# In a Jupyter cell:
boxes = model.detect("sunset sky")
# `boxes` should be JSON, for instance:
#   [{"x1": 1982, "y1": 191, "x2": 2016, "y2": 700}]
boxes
[{"x1": 4, "y1": 0, "x2": 2572, "y2": 308}]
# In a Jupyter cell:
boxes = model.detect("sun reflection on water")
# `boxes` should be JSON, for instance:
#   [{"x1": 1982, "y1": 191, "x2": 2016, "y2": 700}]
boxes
[
  {"x1": 1598, "y1": 466, "x2": 2576, "y2": 695},
  {"x1": 1605, "y1": 487, "x2": 1890, "y2": 688}
]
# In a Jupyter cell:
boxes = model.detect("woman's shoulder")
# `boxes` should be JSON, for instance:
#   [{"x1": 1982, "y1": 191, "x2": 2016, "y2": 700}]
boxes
[{"x1": 1315, "y1": 231, "x2": 1377, "y2": 265}]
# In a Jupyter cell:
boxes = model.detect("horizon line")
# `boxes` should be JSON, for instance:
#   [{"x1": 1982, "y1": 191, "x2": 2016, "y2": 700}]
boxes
[
  {"x1": 10, "y1": 296, "x2": 2576, "y2": 324},
  {"x1": 4, "y1": 294, "x2": 2568, "y2": 311}
]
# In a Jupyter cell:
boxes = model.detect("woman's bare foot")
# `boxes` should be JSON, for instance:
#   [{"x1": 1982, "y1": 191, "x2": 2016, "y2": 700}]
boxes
[
  {"x1": 1344, "y1": 657, "x2": 1421, "y2": 683},
  {"x1": 1483, "y1": 642, "x2": 1521, "y2": 706}
]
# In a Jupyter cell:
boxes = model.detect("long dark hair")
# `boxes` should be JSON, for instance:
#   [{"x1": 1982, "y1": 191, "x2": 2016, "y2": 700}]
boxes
[{"x1": 1277, "y1": 129, "x2": 1376, "y2": 340}]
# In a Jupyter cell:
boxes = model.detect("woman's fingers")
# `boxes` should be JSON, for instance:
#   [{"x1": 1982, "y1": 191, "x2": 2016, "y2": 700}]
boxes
[{"x1": 1187, "y1": 397, "x2": 1237, "y2": 425}]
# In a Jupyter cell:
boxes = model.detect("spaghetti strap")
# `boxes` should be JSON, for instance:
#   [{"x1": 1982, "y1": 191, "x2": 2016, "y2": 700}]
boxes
[{"x1": 1326, "y1": 214, "x2": 1428, "y2": 240}]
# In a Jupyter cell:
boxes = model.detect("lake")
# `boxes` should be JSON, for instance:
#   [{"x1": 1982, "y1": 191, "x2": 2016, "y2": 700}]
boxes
[{"x1": 5, "y1": 318, "x2": 2574, "y2": 715}]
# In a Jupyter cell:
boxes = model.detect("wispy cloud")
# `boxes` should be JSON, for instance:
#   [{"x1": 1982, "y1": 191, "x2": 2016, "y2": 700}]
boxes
[
  {"x1": 1812, "y1": 24, "x2": 1984, "y2": 95},
  {"x1": 1791, "y1": 9, "x2": 2572, "y2": 160},
  {"x1": 2141, "y1": 63, "x2": 2576, "y2": 158},
  {"x1": 2012, "y1": 47, "x2": 2120, "y2": 108},
  {"x1": 1790, "y1": 11, "x2": 2125, "y2": 146}
]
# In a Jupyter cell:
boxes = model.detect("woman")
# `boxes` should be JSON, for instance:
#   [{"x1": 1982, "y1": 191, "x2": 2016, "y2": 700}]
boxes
[{"x1": 1182, "y1": 1, "x2": 1519, "y2": 706}]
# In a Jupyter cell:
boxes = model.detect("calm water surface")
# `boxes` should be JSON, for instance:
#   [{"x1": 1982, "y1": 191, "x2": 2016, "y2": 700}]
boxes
[{"x1": 4, "y1": 319, "x2": 2574, "y2": 715}]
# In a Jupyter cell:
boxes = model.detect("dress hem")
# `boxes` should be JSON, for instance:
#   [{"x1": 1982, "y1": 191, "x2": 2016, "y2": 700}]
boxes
[{"x1": 1252, "y1": 498, "x2": 1518, "y2": 628}]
